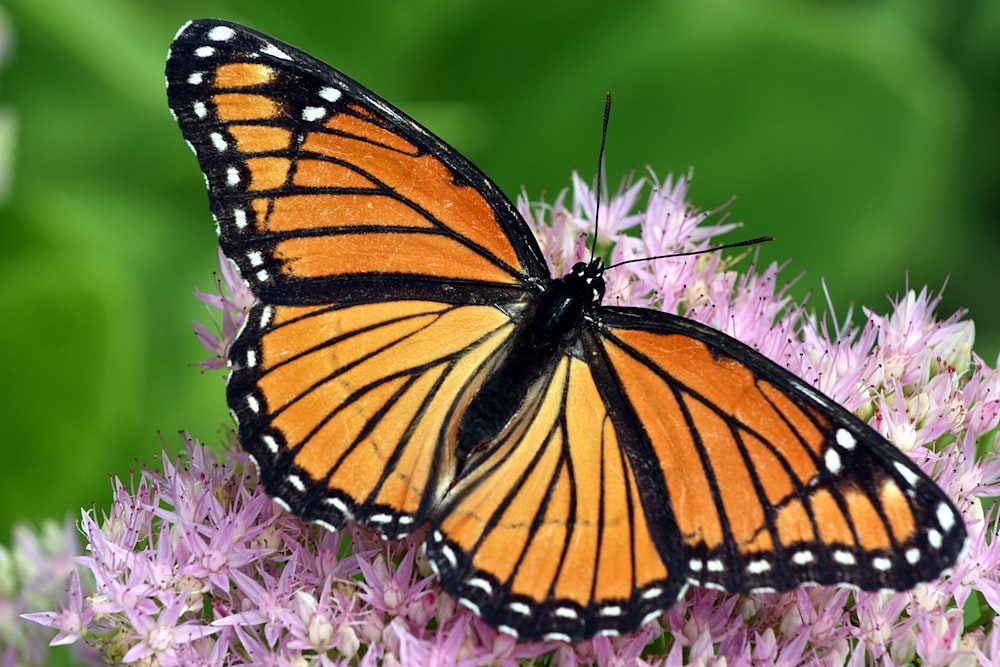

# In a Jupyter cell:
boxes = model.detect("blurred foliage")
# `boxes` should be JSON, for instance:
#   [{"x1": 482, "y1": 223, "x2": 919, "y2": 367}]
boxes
[{"x1": 0, "y1": 0, "x2": 997, "y2": 546}]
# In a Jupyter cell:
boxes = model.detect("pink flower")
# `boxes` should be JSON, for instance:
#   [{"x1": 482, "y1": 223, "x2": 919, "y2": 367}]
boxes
[
  {"x1": 20, "y1": 570, "x2": 90, "y2": 646},
  {"x1": 19, "y1": 170, "x2": 1000, "y2": 665},
  {"x1": 193, "y1": 247, "x2": 258, "y2": 370},
  {"x1": 120, "y1": 593, "x2": 218, "y2": 665}
]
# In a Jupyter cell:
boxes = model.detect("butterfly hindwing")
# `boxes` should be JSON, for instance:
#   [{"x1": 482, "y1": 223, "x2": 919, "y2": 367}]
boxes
[
  {"x1": 227, "y1": 299, "x2": 522, "y2": 536},
  {"x1": 426, "y1": 350, "x2": 684, "y2": 641}
]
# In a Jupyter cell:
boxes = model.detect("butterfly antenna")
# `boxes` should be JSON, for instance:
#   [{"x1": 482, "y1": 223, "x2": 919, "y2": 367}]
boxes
[
  {"x1": 590, "y1": 93, "x2": 612, "y2": 265},
  {"x1": 590, "y1": 94, "x2": 770, "y2": 270},
  {"x1": 606, "y1": 235, "x2": 775, "y2": 270}
]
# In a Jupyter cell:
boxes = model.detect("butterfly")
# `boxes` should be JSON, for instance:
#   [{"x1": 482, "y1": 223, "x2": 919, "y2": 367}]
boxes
[{"x1": 166, "y1": 19, "x2": 967, "y2": 642}]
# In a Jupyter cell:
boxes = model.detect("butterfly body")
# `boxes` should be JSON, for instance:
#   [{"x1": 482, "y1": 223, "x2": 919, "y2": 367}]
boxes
[
  {"x1": 456, "y1": 260, "x2": 603, "y2": 465},
  {"x1": 167, "y1": 19, "x2": 966, "y2": 642}
]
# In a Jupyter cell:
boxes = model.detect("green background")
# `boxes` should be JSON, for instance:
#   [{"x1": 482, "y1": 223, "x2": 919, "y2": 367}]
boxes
[{"x1": 1, "y1": 0, "x2": 997, "y2": 544}]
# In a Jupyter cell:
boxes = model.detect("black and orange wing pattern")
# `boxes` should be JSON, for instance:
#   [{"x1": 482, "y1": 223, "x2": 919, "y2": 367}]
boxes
[
  {"x1": 166, "y1": 19, "x2": 967, "y2": 642},
  {"x1": 166, "y1": 19, "x2": 548, "y2": 539}
]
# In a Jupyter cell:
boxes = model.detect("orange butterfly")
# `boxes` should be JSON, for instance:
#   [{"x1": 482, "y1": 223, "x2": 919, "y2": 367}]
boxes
[{"x1": 166, "y1": 19, "x2": 966, "y2": 642}]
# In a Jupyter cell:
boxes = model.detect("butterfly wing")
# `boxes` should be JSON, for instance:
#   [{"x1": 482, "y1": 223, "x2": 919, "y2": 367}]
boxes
[
  {"x1": 166, "y1": 20, "x2": 549, "y2": 535},
  {"x1": 425, "y1": 345, "x2": 685, "y2": 641},
  {"x1": 426, "y1": 306, "x2": 967, "y2": 640},
  {"x1": 596, "y1": 308, "x2": 965, "y2": 592},
  {"x1": 166, "y1": 20, "x2": 549, "y2": 303}
]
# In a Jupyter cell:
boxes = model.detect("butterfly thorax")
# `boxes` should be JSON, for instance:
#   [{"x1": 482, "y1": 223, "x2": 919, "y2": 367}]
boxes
[{"x1": 453, "y1": 260, "x2": 606, "y2": 467}]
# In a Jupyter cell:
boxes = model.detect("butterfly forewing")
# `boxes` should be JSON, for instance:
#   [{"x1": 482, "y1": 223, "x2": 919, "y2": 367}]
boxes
[
  {"x1": 166, "y1": 19, "x2": 548, "y2": 307},
  {"x1": 167, "y1": 18, "x2": 967, "y2": 644}
]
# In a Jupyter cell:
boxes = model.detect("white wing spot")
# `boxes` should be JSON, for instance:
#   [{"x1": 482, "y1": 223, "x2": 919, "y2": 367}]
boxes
[
  {"x1": 543, "y1": 632, "x2": 572, "y2": 643},
  {"x1": 226, "y1": 167, "x2": 240, "y2": 186},
  {"x1": 233, "y1": 208, "x2": 248, "y2": 229},
  {"x1": 458, "y1": 598, "x2": 481, "y2": 616},
  {"x1": 207, "y1": 25, "x2": 236, "y2": 41},
  {"x1": 246, "y1": 395, "x2": 260, "y2": 413},
  {"x1": 260, "y1": 306, "x2": 274, "y2": 328},
  {"x1": 194, "y1": 46, "x2": 216, "y2": 58},
  {"x1": 554, "y1": 607, "x2": 578, "y2": 620},
  {"x1": 187, "y1": 72, "x2": 204, "y2": 85},
  {"x1": 937, "y1": 502, "x2": 956, "y2": 532},
  {"x1": 792, "y1": 550, "x2": 815, "y2": 566},
  {"x1": 707, "y1": 559, "x2": 725, "y2": 572},
  {"x1": 245, "y1": 349, "x2": 257, "y2": 368},
  {"x1": 836, "y1": 428, "x2": 857, "y2": 450},
  {"x1": 272, "y1": 496, "x2": 291, "y2": 512},
  {"x1": 255, "y1": 269, "x2": 269, "y2": 283},
  {"x1": 324, "y1": 497, "x2": 349, "y2": 514},
  {"x1": 398, "y1": 516, "x2": 415, "y2": 525},
  {"x1": 641, "y1": 587, "x2": 663, "y2": 600},
  {"x1": 247, "y1": 251, "x2": 263, "y2": 267},
  {"x1": 286, "y1": 474, "x2": 305, "y2": 492},
  {"x1": 688, "y1": 559, "x2": 703, "y2": 572},
  {"x1": 599, "y1": 605, "x2": 622, "y2": 617},
  {"x1": 906, "y1": 547, "x2": 921, "y2": 564},
  {"x1": 261, "y1": 434, "x2": 278, "y2": 454},
  {"x1": 467, "y1": 578, "x2": 492, "y2": 595},
  {"x1": 873, "y1": 557, "x2": 893, "y2": 571},
  {"x1": 261, "y1": 43, "x2": 292, "y2": 60},
  {"x1": 833, "y1": 550, "x2": 857, "y2": 565},
  {"x1": 302, "y1": 106, "x2": 326, "y2": 122},
  {"x1": 894, "y1": 462, "x2": 920, "y2": 488},
  {"x1": 927, "y1": 528, "x2": 943, "y2": 549},
  {"x1": 319, "y1": 86, "x2": 342, "y2": 103},
  {"x1": 746, "y1": 559, "x2": 771, "y2": 575},
  {"x1": 508, "y1": 602, "x2": 531, "y2": 616},
  {"x1": 641, "y1": 610, "x2": 664, "y2": 627},
  {"x1": 193, "y1": 101, "x2": 207, "y2": 118},
  {"x1": 313, "y1": 519, "x2": 338, "y2": 533},
  {"x1": 368, "y1": 514, "x2": 391, "y2": 524},
  {"x1": 597, "y1": 628, "x2": 620, "y2": 638},
  {"x1": 210, "y1": 132, "x2": 228, "y2": 151},
  {"x1": 497, "y1": 625, "x2": 518, "y2": 638},
  {"x1": 432, "y1": 530, "x2": 444, "y2": 543},
  {"x1": 439, "y1": 544, "x2": 457, "y2": 568},
  {"x1": 824, "y1": 447, "x2": 842, "y2": 475}
]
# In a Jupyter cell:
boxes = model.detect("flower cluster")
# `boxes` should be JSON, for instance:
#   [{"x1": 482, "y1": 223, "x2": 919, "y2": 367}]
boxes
[
  {"x1": 1, "y1": 519, "x2": 103, "y2": 666},
  {"x1": 20, "y1": 170, "x2": 1000, "y2": 665}
]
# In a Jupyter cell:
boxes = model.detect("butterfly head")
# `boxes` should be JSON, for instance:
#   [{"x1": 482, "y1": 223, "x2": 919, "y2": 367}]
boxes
[{"x1": 566, "y1": 258, "x2": 607, "y2": 307}]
